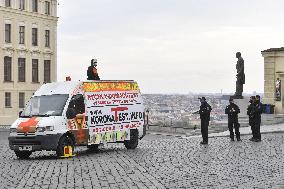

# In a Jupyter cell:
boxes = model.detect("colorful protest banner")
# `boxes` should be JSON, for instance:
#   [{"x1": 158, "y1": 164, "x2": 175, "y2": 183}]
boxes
[{"x1": 84, "y1": 82, "x2": 144, "y2": 145}]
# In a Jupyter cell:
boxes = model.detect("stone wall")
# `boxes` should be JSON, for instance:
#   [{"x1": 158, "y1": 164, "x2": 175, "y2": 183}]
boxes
[{"x1": 262, "y1": 48, "x2": 284, "y2": 114}]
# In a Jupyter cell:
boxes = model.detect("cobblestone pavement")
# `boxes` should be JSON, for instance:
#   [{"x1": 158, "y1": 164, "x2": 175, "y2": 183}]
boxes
[{"x1": 1, "y1": 131, "x2": 284, "y2": 189}]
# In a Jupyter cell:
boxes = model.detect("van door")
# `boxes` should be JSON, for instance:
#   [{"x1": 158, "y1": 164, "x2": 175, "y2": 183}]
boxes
[{"x1": 67, "y1": 94, "x2": 88, "y2": 145}]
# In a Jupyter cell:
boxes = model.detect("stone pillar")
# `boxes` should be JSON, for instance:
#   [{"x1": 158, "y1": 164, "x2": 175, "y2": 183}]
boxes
[{"x1": 262, "y1": 48, "x2": 284, "y2": 114}]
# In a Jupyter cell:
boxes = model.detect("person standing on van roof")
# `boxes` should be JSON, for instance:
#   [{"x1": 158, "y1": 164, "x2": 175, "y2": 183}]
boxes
[
  {"x1": 87, "y1": 59, "x2": 100, "y2": 80},
  {"x1": 225, "y1": 98, "x2": 241, "y2": 141},
  {"x1": 198, "y1": 97, "x2": 212, "y2": 145}
]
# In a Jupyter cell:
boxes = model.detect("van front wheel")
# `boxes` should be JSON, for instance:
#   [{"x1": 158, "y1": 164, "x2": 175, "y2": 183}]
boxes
[
  {"x1": 124, "y1": 129, "x2": 138, "y2": 149},
  {"x1": 15, "y1": 151, "x2": 32, "y2": 159},
  {"x1": 56, "y1": 135, "x2": 74, "y2": 157}
]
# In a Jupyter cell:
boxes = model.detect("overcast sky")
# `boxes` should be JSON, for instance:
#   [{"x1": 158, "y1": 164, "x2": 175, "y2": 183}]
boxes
[{"x1": 57, "y1": 0, "x2": 284, "y2": 94}]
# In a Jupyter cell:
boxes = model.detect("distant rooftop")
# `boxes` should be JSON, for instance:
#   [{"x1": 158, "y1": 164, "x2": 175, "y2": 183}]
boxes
[{"x1": 262, "y1": 47, "x2": 284, "y2": 53}]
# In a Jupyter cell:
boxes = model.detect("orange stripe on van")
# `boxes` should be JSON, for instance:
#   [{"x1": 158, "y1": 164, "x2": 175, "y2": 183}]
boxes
[{"x1": 17, "y1": 117, "x2": 39, "y2": 133}]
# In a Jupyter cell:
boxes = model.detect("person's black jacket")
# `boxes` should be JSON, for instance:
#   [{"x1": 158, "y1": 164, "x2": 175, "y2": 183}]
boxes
[
  {"x1": 247, "y1": 102, "x2": 262, "y2": 122},
  {"x1": 225, "y1": 103, "x2": 240, "y2": 123},
  {"x1": 199, "y1": 102, "x2": 212, "y2": 121},
  {"x1": 87, "y1": 66, "x2": 100, "y2": 80},
  {"x1": 247, "y1": 103, "x2": 255, "y2": 126},
  {"x1": 254, "y1": 102, "x2": 263, "y2": 121}
]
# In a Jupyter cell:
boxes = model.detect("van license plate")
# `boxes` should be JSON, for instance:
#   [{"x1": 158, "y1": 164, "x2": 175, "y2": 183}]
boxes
[{"x1": 19, "y1": 146, "x2": 32, "y2": 151}]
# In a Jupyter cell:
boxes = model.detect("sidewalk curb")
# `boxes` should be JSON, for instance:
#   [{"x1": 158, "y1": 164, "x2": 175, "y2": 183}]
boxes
[
  {"x1": 209, "y1": 130, "x2": 284, "y2": 138},
  {"x1": 147, "y1": 130, "x2": 284, "y2": 139},
  {"x1": 0, "y1": 126, "x2": 10, "y2": 132},
  {"x1": 147, "y1": 132, "x2": 185, "y2": 138}
]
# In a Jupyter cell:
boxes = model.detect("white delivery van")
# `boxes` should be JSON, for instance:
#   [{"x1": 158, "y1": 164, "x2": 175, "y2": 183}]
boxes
[{"x1": 8, "y1": 80, "x2": 146, "y2": 159}]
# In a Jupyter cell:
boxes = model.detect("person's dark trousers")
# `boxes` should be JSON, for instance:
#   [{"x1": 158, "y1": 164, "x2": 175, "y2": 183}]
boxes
[
  {"x1": 201, "y1": 119, "x2": 209, "y2": 143},
  {"x1": 249, "y1": 118, "x2": 256, "y2": 139},
  {"x1": 254, "y1": 119, "x2": 261, "y2": 140},
  {"x1": 235, "y1": 123, "x2": 240, "y2": 139},
  {"x1": 249, "y1": 118, "x2": 254, "y2": 139},
  {"x1": 228, "y1": 122, "x2": 240, "y2": 140},
  {"x1": 251, "y1": 119, "x2": 259, "y2": 140},
  {"x1": 250, "y1": 126, "x2": 254, "y2": 138}
]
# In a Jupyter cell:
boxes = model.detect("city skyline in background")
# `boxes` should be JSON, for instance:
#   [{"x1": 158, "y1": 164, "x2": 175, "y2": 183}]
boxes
[{"x1": 57, "y1": 0, "x2": 284, "y2": 94}]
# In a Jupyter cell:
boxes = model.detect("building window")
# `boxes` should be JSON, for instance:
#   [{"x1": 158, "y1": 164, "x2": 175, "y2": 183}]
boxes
[
  {"x1": 44, "y1": 60, "x2": 51, "y2": 83},
  {"x1": 5, "y1": 0, "x2": 11, "y2": 7},
  {"x1": 19, "y1": 92, "x2": 25, "y2": 108},
  {"x1": 32, "y1": 0, "x2": 38, "y2": 12},
  {"x1": 19, "y1": 0, "x2": 25, "y2": 10},
  {"x1": 19, "y1": 26, "x2": 25, "y2": 44},
  {"x1": 32, "y1": 28, "x2": 38, "y2": 46},
  {"x1": 45, "y1": 30, "x2": 50, "y2": 47},
  {"x1": 18, "y1": 58, "x2": 26, "y2": 82},
  {"x1": 32, "y1": 59, "x2": 39, "y2": 82},
  {"x1": 5, "y1": 92, "x2": 11, "y2": 108},
  {"x1": 45, "y1": 1, "x2": 50, "y2": 15},
  {"x1": 5, "y1": 24, "x2": 11, "y2": 43},
  {"x1": 4, "y1": 56, "x2": 12, "y2": 82}
]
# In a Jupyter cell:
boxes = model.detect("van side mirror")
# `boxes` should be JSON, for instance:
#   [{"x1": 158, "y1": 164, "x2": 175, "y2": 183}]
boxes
[
  {"x1": 19, "y1": 111, "x2": 23, "y2": 117},
  {"x1": 66, "y1": 108, "x2": 76, "y2": 119}
]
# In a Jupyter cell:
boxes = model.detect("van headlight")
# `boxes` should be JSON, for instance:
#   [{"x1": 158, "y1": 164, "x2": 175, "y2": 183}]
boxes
[
  {"x1": 10, "y1": 128, "x2": 17, "y2": 133},
  {"x1": 45, "y1": 126, "x2": 54, "y2": 131},
  {"x1": 36, "y1": 127, "x2": 46, "y2": 132}
]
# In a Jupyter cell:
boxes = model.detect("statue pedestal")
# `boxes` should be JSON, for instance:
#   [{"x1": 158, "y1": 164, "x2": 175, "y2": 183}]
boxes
[
  {"x1": 231, "y1": 95, "x2": 244, "y2": 99},
  {"x1": 233, "y1": 98, "x2": 249, "y2": 116}
]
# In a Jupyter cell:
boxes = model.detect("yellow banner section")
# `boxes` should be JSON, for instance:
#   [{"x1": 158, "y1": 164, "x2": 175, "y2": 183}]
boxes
[
  {"x1": 90, "y1": 131, "x2": 128, "y2": 144},
  {"x1": 83, "y1": 82, "x2": 139, "y2": 92}
]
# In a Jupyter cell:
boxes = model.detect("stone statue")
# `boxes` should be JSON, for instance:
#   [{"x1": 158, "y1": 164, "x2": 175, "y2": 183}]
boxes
[
  {"x1": 275, "y1": 78, "x2": 281, "y2": 101},
  {"x1": 234, "y1": 52, "x2": 245, "y2": 98}
]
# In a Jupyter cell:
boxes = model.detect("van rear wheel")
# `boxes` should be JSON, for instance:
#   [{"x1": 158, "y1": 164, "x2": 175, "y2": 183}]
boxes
[
  {"x1": 87, "y1": 144, "x2": 99, "y2": 151},
  {"x1": 56, "y1": 135, "x2": 74, "y2": 157},
  {"x1": 15, "y1": 151, "x2": 32, "y2": 159},
  {"x1": 124, "y1": 129, "x2": 138, "y2": 149}
]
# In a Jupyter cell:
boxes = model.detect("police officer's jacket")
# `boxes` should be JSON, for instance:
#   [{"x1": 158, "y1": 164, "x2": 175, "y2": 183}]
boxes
[
  {"x1": 247, "y1": 102, "x2": 263, "y2": 121},
  {"x1": 254, "y1": 101, "x2": 263, "y2": 121},
  {"x1": 225, "y1": 103, "x2": 240, "y2": 122},
  {"x1": 247, "y1": 103, "x2": 254, "y2": 126},
  {"x1": 199, "y1": 102, "x2": 212, "y2": 121}
]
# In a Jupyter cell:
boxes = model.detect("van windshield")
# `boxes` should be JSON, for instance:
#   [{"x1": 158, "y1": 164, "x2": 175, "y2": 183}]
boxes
[{"x1": 20, "y1": 94, "x2": 69, "y2": 117}]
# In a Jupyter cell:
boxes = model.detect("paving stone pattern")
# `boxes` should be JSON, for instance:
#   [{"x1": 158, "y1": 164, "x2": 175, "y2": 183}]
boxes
[{"x1": 0, "y1": 132, "x2": 284, "y2": 189}]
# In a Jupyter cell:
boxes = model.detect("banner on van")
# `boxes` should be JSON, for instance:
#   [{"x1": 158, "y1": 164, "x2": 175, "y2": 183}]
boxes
[
  {"x1": 85, "y1": 90, "x2": 144, "y2": 144},
  {"x1": 83, "y1": 82, "x2": 139, "y2": 92}
]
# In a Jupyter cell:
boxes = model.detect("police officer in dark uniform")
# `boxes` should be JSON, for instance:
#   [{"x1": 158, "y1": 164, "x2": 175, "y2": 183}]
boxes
[
  {"x1": 247, "y1": 96, "x2": 262, "y2": 142},
  {"x1": 87, "y1": 59, "x2": 100, "y2": 80},
  {"x1": 253, "y1": 95, "x2": 263, "y2": 142},
  {"x1": 225, "y1": 98, "x2": 241, "y2": 141},
  {"x1": 247, "y1": 96, "x2": 255, "y2": 141},
  {"x1": 198, "y1": 97, "x2": 212, "y2": 145}
]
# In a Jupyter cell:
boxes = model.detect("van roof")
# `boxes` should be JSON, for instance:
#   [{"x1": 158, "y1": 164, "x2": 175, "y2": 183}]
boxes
[{"x1": 34, "y1": 81, "x2": 81, "y2": 96}]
